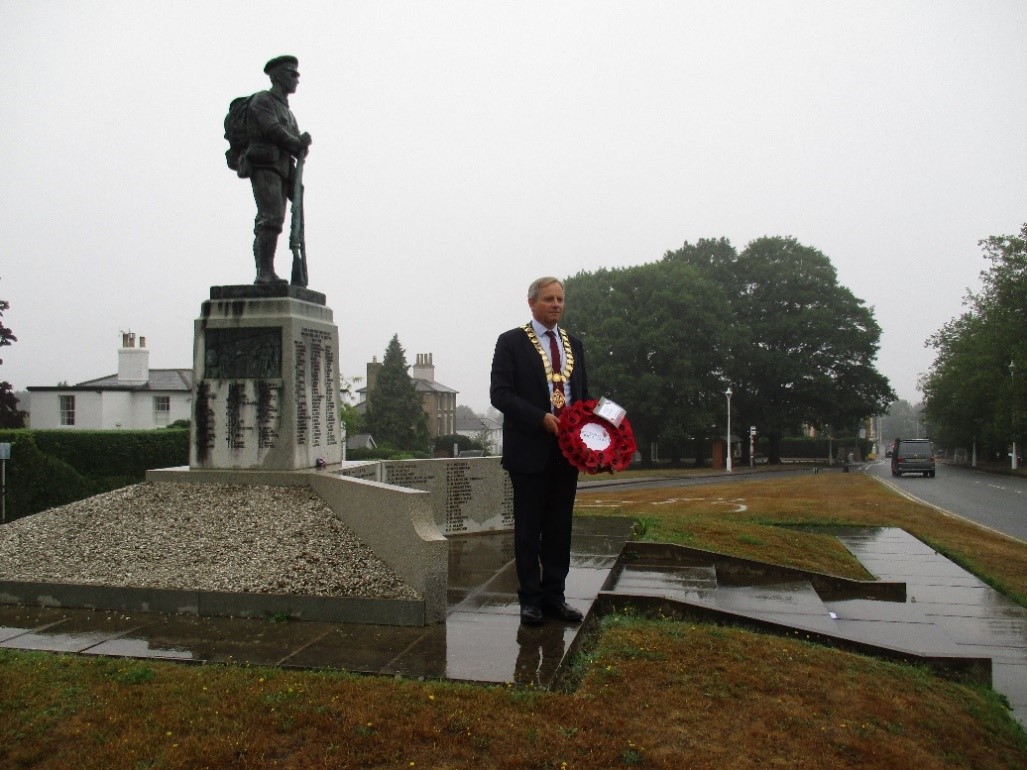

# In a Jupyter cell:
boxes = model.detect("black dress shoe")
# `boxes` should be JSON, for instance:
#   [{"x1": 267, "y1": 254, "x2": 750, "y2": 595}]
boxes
[
  {"x1": 520, "y1": 605, "x2": 544, "y2": 626},
  {"x1": 543, "y1": 602, "x2": 584, "y2": 623}
]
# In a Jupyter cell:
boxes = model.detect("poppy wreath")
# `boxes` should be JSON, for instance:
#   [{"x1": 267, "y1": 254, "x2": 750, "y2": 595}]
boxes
[{"x1": 557, "y1": 399, "x2": 637, "y2": 474}]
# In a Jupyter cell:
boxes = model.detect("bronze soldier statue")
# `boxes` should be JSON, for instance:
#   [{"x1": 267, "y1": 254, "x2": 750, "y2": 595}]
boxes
[{"x1": 236, "y1": 56, "x2": 312, "y2": 285}]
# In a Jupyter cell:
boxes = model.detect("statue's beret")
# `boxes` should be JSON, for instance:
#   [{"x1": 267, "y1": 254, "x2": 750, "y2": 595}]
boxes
[{"x1": 264, "y1": 55, "x2": 299, "y2": 74}]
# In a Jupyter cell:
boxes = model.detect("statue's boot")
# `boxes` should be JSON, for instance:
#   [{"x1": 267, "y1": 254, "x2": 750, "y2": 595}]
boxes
[{"x1": 253, "y1": 233, "x2": 287, "y2": 285}]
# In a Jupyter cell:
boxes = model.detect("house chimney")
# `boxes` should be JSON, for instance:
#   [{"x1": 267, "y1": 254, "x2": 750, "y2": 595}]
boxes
[
  {"x1": 412, "y1": 353, "x2": 435, "y2": 383},
  {"x1": 365, "y1": 356, "x2": 383, "y2": 402},
  {"x1": 118, "y1": 331, "x2": 150, "y2": 384}
]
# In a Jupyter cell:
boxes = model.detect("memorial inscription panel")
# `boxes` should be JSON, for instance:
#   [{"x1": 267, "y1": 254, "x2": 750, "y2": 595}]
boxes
[
  {"x1": 190, "y1": 294, "x2": 343, "y2": 470},
  {"x1": 204, "y1": 327, "x2": 282, "y2": 379}
]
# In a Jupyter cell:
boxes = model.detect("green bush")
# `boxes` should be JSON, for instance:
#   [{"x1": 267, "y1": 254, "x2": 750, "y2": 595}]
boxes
[
  {"x1": 776, "y1": 436, "x2": 872, "y2": 459},
  {"x1": 348, "y1": 447, "x2": 431, "y2": 461},
  {"x1": 0, "y1": 429, "x2": 190, "y2": 521},
  {"x1": 432, "y1": 433, "x2": 480, "y2": 454},
  {"x1": 31, "y1": 429, "x2": 188, "y2": 478},
  {"x1": 0, "y1": 431, "x2": 98, "y2": 520}
]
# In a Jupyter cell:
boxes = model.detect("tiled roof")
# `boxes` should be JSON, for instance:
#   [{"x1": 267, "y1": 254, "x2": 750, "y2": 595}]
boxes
[
  {"x1": 413, "y1": 378, "x2": 457, "y2": 394},
  {"x1": 455, "y1": 416, "x2": 501, "y2": 432},
  {"x1": 30, "y1": 369, "x2": 193, "y2": 392}
]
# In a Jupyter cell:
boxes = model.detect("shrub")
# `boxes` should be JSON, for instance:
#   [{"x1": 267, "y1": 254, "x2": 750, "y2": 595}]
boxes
[
  {"x1": 0, "y1": 430, "x2": 98, "y2": 520},
  {"x1": 0, "y1": 429, "x2": 189, "y2": 520}
]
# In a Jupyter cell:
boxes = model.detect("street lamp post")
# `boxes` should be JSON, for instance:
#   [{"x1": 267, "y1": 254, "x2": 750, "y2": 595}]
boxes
[
  {"x1": 1012, "y1": 362, "x2": 1019, "y2": 472},
  {"x1": 725, "y1": 387, "x2": 732, "y2": 473}
]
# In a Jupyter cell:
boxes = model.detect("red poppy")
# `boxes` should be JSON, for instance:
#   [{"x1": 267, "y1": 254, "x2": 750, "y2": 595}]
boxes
[{"x1": 557, "y1": 400, "x2": 637, "y2": 474}]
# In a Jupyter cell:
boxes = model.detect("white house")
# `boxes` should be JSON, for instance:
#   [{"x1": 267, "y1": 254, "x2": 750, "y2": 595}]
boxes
[
  {"x1": 27, "y1": 333, "x2": 192, "y2": 430},
  {"x1": 455, "y1": 415, "x2": 503, "y2": 455}
]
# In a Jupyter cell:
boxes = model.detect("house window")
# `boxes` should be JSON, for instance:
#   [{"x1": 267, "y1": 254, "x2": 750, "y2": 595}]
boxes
[
  {"x1": 154, "y1": 396, "x2": 171, "y2": 426},
  {"x1": 59, "y1": 395, "x2": 75, "y2": 426}
]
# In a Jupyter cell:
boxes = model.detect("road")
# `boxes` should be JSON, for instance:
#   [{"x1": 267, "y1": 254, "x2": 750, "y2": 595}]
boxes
[{"x1": 865, "y1": 460, "x2": 1027, "y2": 543}]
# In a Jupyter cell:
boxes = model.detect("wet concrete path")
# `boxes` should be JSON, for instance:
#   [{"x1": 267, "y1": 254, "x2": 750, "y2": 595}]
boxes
[{"x1": 1, "y1": 520, "x2": 1025, "y2": 726}]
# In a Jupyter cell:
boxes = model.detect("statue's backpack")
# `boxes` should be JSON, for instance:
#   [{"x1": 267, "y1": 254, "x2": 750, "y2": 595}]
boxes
[{"x1": 224, "y1": 95, "x2": 255, "y2": 177}]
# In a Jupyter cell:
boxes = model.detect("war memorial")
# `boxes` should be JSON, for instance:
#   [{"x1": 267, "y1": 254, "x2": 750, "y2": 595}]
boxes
[{"x1": 1, "y1": 58, "x2": 1025, "y2": 727}]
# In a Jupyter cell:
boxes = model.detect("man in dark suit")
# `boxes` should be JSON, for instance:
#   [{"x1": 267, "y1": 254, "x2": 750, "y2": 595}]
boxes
[{"x1": 490, "y1": 277, "x2": 590, "y2": 626}]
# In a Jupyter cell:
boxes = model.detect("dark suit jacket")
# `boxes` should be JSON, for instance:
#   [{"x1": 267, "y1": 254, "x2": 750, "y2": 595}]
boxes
[{"x1": 490, "y1": 324, "x2": 590, "y2": 474}]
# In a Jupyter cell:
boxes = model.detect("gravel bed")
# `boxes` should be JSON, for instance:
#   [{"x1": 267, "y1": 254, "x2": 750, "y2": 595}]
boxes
[{"x1": 0, "y1": 482, "x2": 419, "y2": 600}]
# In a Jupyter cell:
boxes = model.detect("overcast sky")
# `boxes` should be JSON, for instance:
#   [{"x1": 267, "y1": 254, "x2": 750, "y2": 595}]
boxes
[{"x1": 2, "y1": 1, "x2": 1024, "y2": 415}]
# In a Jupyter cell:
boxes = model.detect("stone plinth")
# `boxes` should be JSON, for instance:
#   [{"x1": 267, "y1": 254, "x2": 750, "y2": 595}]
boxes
[{"x1": 190, "y1": 286, "x2": 342, "y2": 470}]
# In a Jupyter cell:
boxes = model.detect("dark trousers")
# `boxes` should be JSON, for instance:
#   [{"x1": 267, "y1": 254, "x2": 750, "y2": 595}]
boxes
[{"x1": 509, "y1": 446, "x2": 579, "y2": 608}]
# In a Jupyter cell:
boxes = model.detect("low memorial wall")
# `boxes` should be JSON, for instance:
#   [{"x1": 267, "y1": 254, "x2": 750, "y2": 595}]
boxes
[{"x1": 340, "y1": 457, "x2": 514, "y2": 534}]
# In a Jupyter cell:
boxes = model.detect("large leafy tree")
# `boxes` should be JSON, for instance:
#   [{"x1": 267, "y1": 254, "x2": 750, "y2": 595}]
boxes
[
  {"x1": 672, "y1": 236, "x2": 894, "y2": 461},
  {"x1": 365, "y1": 334, "x2": 429, "y2": 452},
  {"x1": 745, "y1": 237, "x2": 888, "y2": 455},
  {"x1": 0, "y1": 295, "x2": 27, "y2": 429},
  {"x1": 922, "y1": 224, "x2": 1026, "y2": 455},
  {"x1": 563, "y1": 256, "x2": 732, "y2": 464},
  {"x1": 566, "y1": 236, "x2": 892, "y2": 464}
]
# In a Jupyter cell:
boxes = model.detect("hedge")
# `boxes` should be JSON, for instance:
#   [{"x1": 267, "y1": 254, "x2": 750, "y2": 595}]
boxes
[
  {"x1": 776, "y1": 437, "x2": 873, "y2": 459},
  {"x1": 347, "y1": 447, "x2": 431, "y2": 461},
  {"x1": 0, "y1": 429, "x2": 189, "y2": 521},
  {"x1": 667, "y1": 436, "x2": 872, "y2": 461}
]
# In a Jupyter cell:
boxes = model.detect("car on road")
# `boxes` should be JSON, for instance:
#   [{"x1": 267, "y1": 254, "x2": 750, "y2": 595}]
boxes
[{"x1": 891, "y1": 438, "x2": 936, "y2": 478}]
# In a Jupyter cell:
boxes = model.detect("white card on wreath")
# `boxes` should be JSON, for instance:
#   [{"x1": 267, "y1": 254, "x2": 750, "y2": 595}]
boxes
[{"x1": 594, "y1": 396, "x2": 627, "y2": 428}]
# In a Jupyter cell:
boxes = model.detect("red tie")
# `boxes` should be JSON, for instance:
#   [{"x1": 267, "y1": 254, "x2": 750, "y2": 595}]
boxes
[{"x1": 546, "y1": 330, "x2": 565, "y2": 413}]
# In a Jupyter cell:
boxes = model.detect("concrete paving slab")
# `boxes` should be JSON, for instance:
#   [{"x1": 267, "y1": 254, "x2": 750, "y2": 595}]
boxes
[
  {"x1": 614, "y1": 565, "x2": 718, "y2": 600},
  {"x1": 84, "y1": 637, "x2": 196, "y2": 661},
  {"x1": 855, "y1": 558, "x2": 984, "y2": 582},
  {"x1": 831, "y1": 618, "x2": 964, "y2": 655},
  {"x1": 708, "y1": 581, "x2": 827, "y2": 616},
  {"x1": 103, "y1": 614, "x2": 339, "y2": 666},
  {"x1": 280, "y1": 624, "x2": 431, "y2": 673},
  {"x1": 904, "y1": 584, "x2": 1001, "y2": 606},
  {"x1": 0, "y1": 610, "x2": 144, "y2": 652},
  {"x1": 572, "y1": 533, "x2": 635, "y2": 558},
  {"x1": 569, "y1": 553, "x2": 620, "y2": 569},
  {"x1": 1, "y1": 628, "x2": 121, "y2": 653},
  {"x1": 825, "y1": 598, "x2": 944, "y2": 623},
  {"x1": 564, "y1": 567, "x2": 613, "y2": 602},
  {"x1": 932, "y1": 614, "x2": 1027, "y2": 648}
]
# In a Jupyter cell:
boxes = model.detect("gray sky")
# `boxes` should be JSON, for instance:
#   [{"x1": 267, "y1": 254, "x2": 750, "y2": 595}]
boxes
[{"x1": 2, "y1": 1, "x2": 1024, "y2": 415}]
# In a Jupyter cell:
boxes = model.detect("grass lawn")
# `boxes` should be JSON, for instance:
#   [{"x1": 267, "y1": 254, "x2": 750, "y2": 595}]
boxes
[{"x1": 2, "y1": 472, "x2": 1026, "y2": 768}]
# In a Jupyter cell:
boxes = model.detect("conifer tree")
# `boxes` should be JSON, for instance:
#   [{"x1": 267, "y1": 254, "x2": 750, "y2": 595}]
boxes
[{"x1": 365, "y1": 334, "x2": 429, "y2": 452}]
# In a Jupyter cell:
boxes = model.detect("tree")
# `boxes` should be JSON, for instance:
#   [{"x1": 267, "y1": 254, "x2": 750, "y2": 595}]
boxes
[
  {"x1": 0, "y1": 295, "x2": 27, "y2": 429},
  {"x1": 672, "y1": 236, "x2": 894, "y2": 462},
  {"x1": 339, "y1": 401, "x2": 364, "y2": 437},
  {"x1": 563, "y1": 257, "x2": 731, "y2": 465},
  {"x1": 564, "y1": 236, "x2": 894, "y2": 465},
  {"x1": 880, "y1": 399, "x2": 927, "y2": 445},
  {"x1": 365, "y1": 334, "x2": 429, "y2": 452},
  {"x1": 923, "y1": 224, "x2": 1027, "y2": 457},
  {"x1": 433, "y1": 433, "x2": 479, "y2": 455}
]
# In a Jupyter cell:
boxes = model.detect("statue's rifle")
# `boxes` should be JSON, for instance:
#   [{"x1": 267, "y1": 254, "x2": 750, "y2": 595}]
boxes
[{"x1": 289, "y1": 153, "x2": 308, "y2": 287}]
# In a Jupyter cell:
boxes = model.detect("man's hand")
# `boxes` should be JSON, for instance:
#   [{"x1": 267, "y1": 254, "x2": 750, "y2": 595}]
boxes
[{"x1": 542, "y1": 413, "x2": 560, "y2": 435}]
